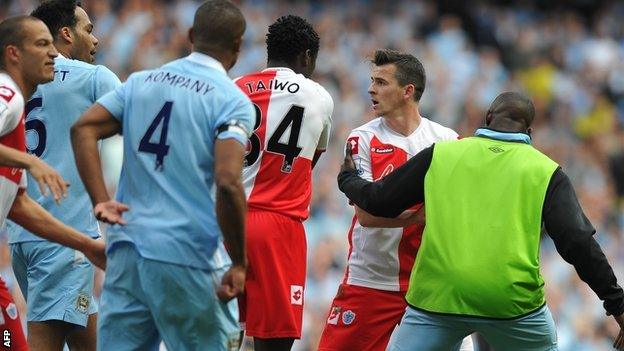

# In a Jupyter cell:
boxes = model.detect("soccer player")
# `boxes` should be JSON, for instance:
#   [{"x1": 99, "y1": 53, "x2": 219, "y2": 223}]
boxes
[
  {"x1": 338, "y1": 92, "x2": 624, "y2": 351},
  {"x1": 7, "y1": 2, "x2": 120, "y2": 350},
  {"x1": 234, "y1": 15, "x2": 333, "y2": 351},
  {"x1": 0, "y1": 15, "x2": 106, "y2": 351},
  {"x1": 71, "y1": 1, "x2": 253, "y2": 349},
  {"x1": 318, "y1": 49, "x2": 472, "y2": 351}
]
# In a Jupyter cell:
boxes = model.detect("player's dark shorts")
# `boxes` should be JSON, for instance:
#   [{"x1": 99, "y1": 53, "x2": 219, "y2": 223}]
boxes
[{"x1": 239, "y1": 210, "x2": 306, "y2": 339}]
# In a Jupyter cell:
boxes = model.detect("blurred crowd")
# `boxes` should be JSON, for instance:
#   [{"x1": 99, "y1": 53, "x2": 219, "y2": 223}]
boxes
[{"x1": 1, "y1": 0, "x2": 624, "y2": 350}]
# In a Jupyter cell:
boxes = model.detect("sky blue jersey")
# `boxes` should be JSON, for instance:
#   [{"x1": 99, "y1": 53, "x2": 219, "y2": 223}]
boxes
[
  {"x1": 97, "y1": 52, "x2": 254, "y2": 270},
  {"x1": 8, "y1": 56, "x2": 121, "y2": 243}
]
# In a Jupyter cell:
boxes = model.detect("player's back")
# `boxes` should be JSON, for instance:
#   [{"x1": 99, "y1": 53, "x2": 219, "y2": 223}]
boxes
[
  {"x1": 103, "y1": 54, "x2": 254, "y2": 270},
  {"x1": 8, "y1": 57, "x2": 120, "y2": 243},
  {"x1": 236, "y1": 68, "x2": 332, "y2": 221}
]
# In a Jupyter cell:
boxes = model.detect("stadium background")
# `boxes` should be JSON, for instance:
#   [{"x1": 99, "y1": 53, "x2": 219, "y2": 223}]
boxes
[{"x1": 1, "y1": 0, "x2": 623, "y2": 350}]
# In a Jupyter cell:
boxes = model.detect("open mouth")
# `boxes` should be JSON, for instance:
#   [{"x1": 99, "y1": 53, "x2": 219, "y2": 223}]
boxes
[{"x1": 371, "y1": 99, "x2": 379, "y2": 108}]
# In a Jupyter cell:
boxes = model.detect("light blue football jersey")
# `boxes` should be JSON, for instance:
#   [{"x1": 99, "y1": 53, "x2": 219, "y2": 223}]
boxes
[
  {"x1": 97, "y1": 52, "x2": 254, "y2": 270},
  {"x1": 8, "y1": 56, "x2": 121, "y2": 243}
]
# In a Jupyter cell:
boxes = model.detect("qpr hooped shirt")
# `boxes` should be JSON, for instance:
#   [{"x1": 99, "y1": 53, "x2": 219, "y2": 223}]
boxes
[
  {"x1": 344, "y1": 117, "x2": 458, "y2": 292},
  {"x1": 0, "y1": 73, "x2": 27, "y2": 227},
  {"x1": 235, "y1": 68, "x2": 333, "y2": 221}
]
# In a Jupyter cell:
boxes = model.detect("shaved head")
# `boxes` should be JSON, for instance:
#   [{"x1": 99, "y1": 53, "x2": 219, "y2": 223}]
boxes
[
  {"x1": 192, "y1": 0, "x2": 245, "y2": 54},
  {"x1": 0, "y1": 16, "x2": 39, "y2": 68},
  {"x1": 488, "y1": 92, "x2": 535, "y2": 129}
]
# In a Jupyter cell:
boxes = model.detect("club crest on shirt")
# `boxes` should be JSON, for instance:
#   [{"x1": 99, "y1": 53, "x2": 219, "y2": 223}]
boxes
[
  {"x1": 347, "y1": 137, "x2": 359, "y2": 155},
  {"x1": 5, "y1": 303, "x2": 17, "y2": 320},
  {"x1": 290, "y1": 285, "x2": 303, "y2": 305},
  {"x1": 76, "y1": 293, "x2": 90, "y2": 314},
  {"x1": 342, "y1": 310, "x2": 355, "y2": 325},
  {"x1": 0, "y1": 85, "x2": 15, "y2": 103},
  {"x1": 327, "y1": 306, "x2": 341, "y2": 325}
]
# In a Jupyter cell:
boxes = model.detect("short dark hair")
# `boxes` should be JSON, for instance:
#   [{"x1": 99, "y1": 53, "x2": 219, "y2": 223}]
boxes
[
  {"x1": 31, "y1": 0, "x2": 81, "y2": 41},
  {"x1": 372, "y1": 49, "x2": 426, "y2": 101},
  {"x1": 266, "y1": 15, "x2": 320, "y2": 65},
  {"x1": 0, "y1": 16, "x2": 37, "y2": 69},
  {"x1": 192, "y1": 0, "x2": 246, "y2": 53}
]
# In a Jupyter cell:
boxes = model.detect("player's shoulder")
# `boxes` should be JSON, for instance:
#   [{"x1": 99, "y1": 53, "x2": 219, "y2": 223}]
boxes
[
  {"x1": 0, "y1": 73, "x2": 23, "y2": 107},
  {"x1": 54, "y1": 57, "x2": 119, "y2": 81},
  {"x1": 348, "y1": 117, "x2": 385, "y2": 141},
  {"x1": 419, "y1": 117, "x2": 458, "y2": 140}
]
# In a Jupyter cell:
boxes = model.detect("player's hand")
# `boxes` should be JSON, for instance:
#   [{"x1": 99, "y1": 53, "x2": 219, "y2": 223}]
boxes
[
  {"x1": 94, "y1": 200, "x2": 129, "y2": 225},
  {"x1": 84, "y1": 238, "x2": 106, "y2": 271},
  {"x1": 27, "y1": 156, "x2": 69, "y2": 204},
  {"x1": 341, "y1": 143, "x2": 356, "y2": 173},
  {"x1": 217, "y1": 265, "x2": 246, "y2": 302},
  {"x1": 613, "y1": 314, "x2": 624, "y2": 350}
]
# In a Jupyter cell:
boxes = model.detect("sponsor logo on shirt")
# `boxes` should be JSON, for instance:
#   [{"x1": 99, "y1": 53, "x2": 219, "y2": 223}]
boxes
[
  {"x1": 290, "y1": 285, "x2": 303, "y2": 305},
  {"x1": 327, "y1": 306, "x2": 341, "y2": 325},
  {"x1": 342, "y1": 310, "x2": 356, "y2": 325},
  {"x1": 371, "y1": 146, "x2": 394, "y2": 154}
]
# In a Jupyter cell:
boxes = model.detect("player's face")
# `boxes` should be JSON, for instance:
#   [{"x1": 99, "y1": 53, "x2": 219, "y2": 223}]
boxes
[
  {"x1": 70, "y1": 7, "x2": 98, "y2": 63},
  {"x1": 368, "y1": 64, "x2": 405, "y2": 117},
  {"x1": 20, "y1": 20, "x2": 58, "y2": 85}
]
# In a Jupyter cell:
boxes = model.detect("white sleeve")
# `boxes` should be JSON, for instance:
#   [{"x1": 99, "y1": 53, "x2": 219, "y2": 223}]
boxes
[
  {"x1": 0, "y1": 85, "x2": 23, "y2": 137},
  {"x1": 18, "y1": 171, "x2": 27, "y2": 189},
  {"x1": 446, "y1": 128, "x2": 459, "y2": 140},
  {"x1": 316, "y1": 87, "x2": 334, "y2": 150},
  {"x1": 346, "y1": 130, "x2": 373, "y2": 182}
]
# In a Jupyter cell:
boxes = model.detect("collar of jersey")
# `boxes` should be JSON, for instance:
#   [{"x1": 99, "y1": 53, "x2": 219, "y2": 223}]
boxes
[
  {"x1": 56, "y1": 53, "x2": 67, "y2": 59},
  {"x1": 262, "y1": 67, "x2": 295, "y2": 73},
  {"x1": 186, "y1": 52, "x2": 226, "y2": 74},
  {"x1": 474, "y1": 128, "x2": 531, "y2": 144}
]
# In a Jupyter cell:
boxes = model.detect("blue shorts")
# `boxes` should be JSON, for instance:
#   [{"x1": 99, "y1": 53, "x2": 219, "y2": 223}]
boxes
[
  {"x1": 97, "y1": 242, "x2": 240, "y2": 351},
  {"x1": 10, "y1": 241, "x2": 97, "y2": 327},
  {"x1": 388, "y1": 305, "x2": 557, "y2": 351}
]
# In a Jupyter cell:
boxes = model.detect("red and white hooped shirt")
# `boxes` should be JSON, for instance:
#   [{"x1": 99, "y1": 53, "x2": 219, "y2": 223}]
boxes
[
  {"x1": 235, "y1": 68, "x2": 333, "y2": 221},
  {"x1": 0, "y1": 73, "x2": 27, "y2": 227},
  {"x1": 343, "y1": 116, "x2": 458, "y2": 292}
]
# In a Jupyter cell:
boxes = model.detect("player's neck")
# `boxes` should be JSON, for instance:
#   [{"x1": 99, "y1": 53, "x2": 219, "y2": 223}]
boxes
[
  {"x1": 383, "y1": 105, "x2": 422, "y2": 137},
  {"x1": 267, "y1": 60, "x2": 297, "y2": 73},
  {"x1": 5, "y1": 67, "x2": 35, "y2": 99},
  {"x1": 55, "y1": 46, "x2": 71, "y2": 59}
]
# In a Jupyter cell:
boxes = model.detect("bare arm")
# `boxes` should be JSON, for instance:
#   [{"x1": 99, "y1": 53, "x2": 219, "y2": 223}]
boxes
[
  {"x1": 8, "y1": 190, "x2": 106, "y2": 270},
  {"x1": 214, "y1": 138, "x2": 247, "y2": 301},
  {"x1": 355, "y1": 206, "x2": 425, "y2": 228},
  {"x1": 71, "y1": 103, "x2": 128, "y2": 224}
]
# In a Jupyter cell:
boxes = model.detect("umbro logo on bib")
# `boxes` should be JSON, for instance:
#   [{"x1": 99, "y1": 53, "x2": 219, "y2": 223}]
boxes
[{"x1": 489, "y1": 146, "x2": 505, "y2": 153}]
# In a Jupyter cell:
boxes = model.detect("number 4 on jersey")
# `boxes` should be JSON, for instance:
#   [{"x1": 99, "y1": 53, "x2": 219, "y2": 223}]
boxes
[
  {"x1": 245, "y1": 104, "x2": 304, "y2": 173},
  {"x1": 139, "y1": 101, "x2": 173, "y2": 171}
]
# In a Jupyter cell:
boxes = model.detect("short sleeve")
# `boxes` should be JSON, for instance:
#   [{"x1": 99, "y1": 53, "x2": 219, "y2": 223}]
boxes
[
  {"x1": 214, "y1": 92, "x2": 254, "y2": 146},
  {"x1": 93, "y1": 65, "x2": 122, "y2": 100},
  {"x1": 346, "y1": 130, "x2": 373, "y2": 182},
  {"x1": 446, "y1": 128, "x2": 459, "y2": 140},
  {"x1": 97, "y1": 79, "x2": 129, "y2": 122},
  {"x1": 316, "y1": 88, "x2": 334, "y2": 150},
  {"x1": 18, "y1": 171, "x2": 26, "y2": 189},
  {"x1": 0, "y1": 84, "x2": 23, "y2": 137}
]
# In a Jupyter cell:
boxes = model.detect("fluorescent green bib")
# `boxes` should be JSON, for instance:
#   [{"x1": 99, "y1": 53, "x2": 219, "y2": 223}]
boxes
[{"x1": 406, "y1": 137, "x2": 558, "y2": 318}]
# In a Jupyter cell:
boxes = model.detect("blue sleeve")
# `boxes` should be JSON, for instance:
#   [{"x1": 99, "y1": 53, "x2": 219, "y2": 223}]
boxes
[
  {"x1": 93, "y1": 65, "x2": 122, "y2": 101},
  {"x1": 214, "y1": 91, "x2": 254, "y2": 146},
  {"x1": 97, "y1": 78, "x2": 128, "y2": 122}
]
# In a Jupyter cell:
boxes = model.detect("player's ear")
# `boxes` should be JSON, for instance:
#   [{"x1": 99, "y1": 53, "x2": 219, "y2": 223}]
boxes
[
  {"x1": 485, "y1": 110, "x2": 493, "y2": 126},
  {"x1": 59, "y1": 26, "x2": 73, "y2": 45},
  {"x1": 404, "y1": 84, "x2": 415, "y2": 101},
  {"x1": 5, "y1": 45, "x2": 20, "y2": 65},
  {"x1": 188, "y1": 28, "x2": 194, "y2": 45}
]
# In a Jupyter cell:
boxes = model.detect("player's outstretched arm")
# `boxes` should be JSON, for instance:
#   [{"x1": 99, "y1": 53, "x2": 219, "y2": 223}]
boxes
[
  {"x1": 355, "y1": 206, "x2": 425, "y2": 228},
  {"x1": 214, "y1": 138, "x2": 247, "y2": 302},
  {"x1": 8, "y1": 190, "x2": 106, "y2": 270},
  {"x1": 0, "y1": 144, "x2": 68, "y2": 203},
  {"x1": 71, "y1": 103, "x2": 128, "y2": 224}
]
